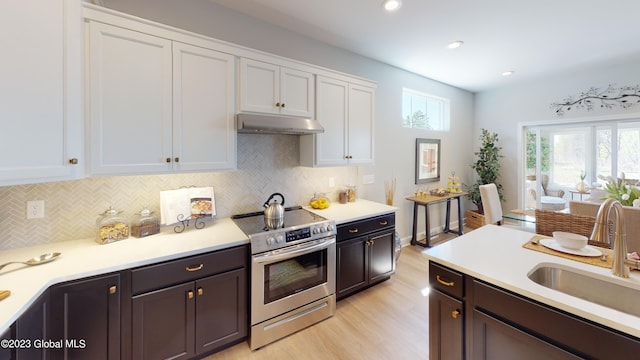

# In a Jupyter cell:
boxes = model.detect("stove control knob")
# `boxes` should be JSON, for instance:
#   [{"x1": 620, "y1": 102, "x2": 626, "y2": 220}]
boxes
[
  {"x1": 276, "y1": 234, "x2": 285, "y2": 244},
  {"x1": 312, "y1": 227, "x2": 320, "y2": 234},
  {"x1": 266, "y1": 237, "x2": 275, "y2": 246},
  {"x1": 320, "y1": 225, "x2": 327, "y2": 233},
  {"x1": 326, "y1": 224, "x2": 334, "y2": 232}
]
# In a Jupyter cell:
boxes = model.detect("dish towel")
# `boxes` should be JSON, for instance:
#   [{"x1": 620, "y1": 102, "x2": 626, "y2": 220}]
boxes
[{"x1": 160, "y1": 187, "x2": 216, "y2": 225}]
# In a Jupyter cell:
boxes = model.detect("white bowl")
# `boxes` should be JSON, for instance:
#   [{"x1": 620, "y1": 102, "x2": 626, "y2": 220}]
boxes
[{"x1": 552, "y1": 231, "x2": 588, "y2": 250}]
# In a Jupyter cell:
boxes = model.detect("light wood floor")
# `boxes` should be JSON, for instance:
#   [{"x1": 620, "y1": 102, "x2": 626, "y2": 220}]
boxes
[{"x1": 204, "y1": 240, "x2": 454, "y2": 360}]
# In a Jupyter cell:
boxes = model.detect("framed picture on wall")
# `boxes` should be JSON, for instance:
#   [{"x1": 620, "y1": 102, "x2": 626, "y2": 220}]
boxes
[{"x1": 415, "y1": 138, "x2": 440, "y2": 184}]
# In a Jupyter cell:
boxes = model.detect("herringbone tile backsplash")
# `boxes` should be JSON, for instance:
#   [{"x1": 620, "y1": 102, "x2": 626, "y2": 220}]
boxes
[{"x1": 0, "y1": 135, "x2": 356, "y2": 250}]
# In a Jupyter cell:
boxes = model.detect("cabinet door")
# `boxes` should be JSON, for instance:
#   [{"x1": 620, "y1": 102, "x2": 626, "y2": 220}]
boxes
[
  {"x1": 0, "y1": 0, "x2": 82, "y2": 185},
  {"x1": 50, "y1": 273, "x2": 121, "y2": 360},
  {"x1": 15, "y1": 291, "x2": 49, "y2": 360},
  {"x1": 239, "y1": 58, "x2": 279, "y2": 114},
  {"x1": 172, "y1": 43, "x2": 236, "y2": 171},
  {"x1": 368, "y1": 230, "x2": 395, "y2": 283},
  {"x1": 336, "y1": 236, "x2": 368, "y2": 299},
  {"x1": 194, "y1": 268, "x2": 247, "y2": 355},
  {"x1": 314, "y1": 76, "x2": 348, "y2": 166},
  {"x1": 347, "y1": 84, "x2": 375, "y2": 164},
  {"x1": 429, "y1": 290, "x2": 464, "y2": 360},
  {"x1": 472, "y1": 310, "x2": 581, "y2": 360},
  {"x1": 132, "y1": 282, "x2": 195, "y2": 360},
  {"x1": 88, "y1": 22, "x2": 173, "y2": 175},
  {"x1": 280, "y1": 67, "x2": 314, "y2": 117}
]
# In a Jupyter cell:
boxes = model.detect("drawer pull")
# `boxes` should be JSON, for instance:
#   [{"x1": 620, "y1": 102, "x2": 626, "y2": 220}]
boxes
[
  {"x1": 109, "y1": 286, "x2": 117, "y2": 295},
  {"x1": 348, "y1": 229, "x2": 359, "y2": 233},
  {"x1": 187, "y1": 290, "x2": 194, "y2": 300},
  {"x1": 436, "y1": 275, "x2": 455, "y2": 287},
  {"x1": 185, "y1": 264, "x2": 204, "y2": 272},
  {"x1": 379, "y1": 220, "x2": 388, "y2": 225},
  {"x1": 197, "y1": 287, "x2": 204, "y2": 296},
  {"x1": 451, "y1": 310, "x2": 460, "y2": 319}
]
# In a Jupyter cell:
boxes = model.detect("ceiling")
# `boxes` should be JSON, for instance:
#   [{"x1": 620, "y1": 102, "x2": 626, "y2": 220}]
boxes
[{"x1": 208, "y1": 0, "x2": 640, "y2": 93}]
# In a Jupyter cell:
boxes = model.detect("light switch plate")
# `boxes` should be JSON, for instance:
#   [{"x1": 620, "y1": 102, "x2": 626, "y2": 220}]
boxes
[{"x1": 363, "y1": 174, "x2": 375, "y2": 184}]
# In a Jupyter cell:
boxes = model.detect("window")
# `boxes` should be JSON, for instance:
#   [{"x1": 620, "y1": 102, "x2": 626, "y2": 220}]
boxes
[
  {"x1": 402, "y1": 88, "x2": 450, "y2": 131},
  {"x1": 523, "y1": 118, "x2": 640, "y2": 207}
]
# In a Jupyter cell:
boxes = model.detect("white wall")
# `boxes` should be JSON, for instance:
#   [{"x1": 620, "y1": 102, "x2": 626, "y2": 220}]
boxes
[
  {"x1": 101, "y1": 0, "x2": 476, "y2": 242},
  {"x1": 475, "y1": 56, "x2": 640, "y2": 212}
]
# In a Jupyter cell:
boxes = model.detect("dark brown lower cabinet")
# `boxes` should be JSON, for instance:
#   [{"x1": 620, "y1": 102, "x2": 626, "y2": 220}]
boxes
[
  {"x1": 15, "y1": 291, "x2": 50, "y2": 360},
  {"x1": 428, "y1": 260, "x2": 640, "y2": 359},
  {"x1": 337, "y1": 230, "x2": 395, "y2": 299},
  {"x1": 4, "y1": 245, "x2": 248, "y2": 360},
  {"x1": 336, "y1": 213, "x2": 396, "y2": 300},
  {"x1": 0, "y1": 291, "x2": 50, "y2": 360},
  {"x1": 131, "y1": 245, "x2": 248, "y2": 359},
  {"x1": 429, "y1": 290, "x2": 463, "y2": 360},
  {"x1": 132, "y1": 269, "x2": 246, "y2": 359},
  {"x1": 472, "y1": 310, "x2": 580, "y2": 360},
  {"x1": 50, "y1": 273, "x2": 121, "y2": 360}
]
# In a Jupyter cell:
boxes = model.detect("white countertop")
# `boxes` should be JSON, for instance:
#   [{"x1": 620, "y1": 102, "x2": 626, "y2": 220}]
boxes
[
  {"x1": 1, "y1": 199, "x2": 396, "y2": 333},
  {"x1": 0, "y1": 217, "x2": 249, "y2": 334},
  {"x1": 422, "y1": 225, "x2": 640, "y2": 338},
  {"x1": 305, "y1": 199, "x2": 397, "y2": 224}
]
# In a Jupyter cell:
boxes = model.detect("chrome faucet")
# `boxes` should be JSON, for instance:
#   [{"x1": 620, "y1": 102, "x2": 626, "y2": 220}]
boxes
[{"x1": 591, "y1": 199, "x2": 629, "y2": 278}]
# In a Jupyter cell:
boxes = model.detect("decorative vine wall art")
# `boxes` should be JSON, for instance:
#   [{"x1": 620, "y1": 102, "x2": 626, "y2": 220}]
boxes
[{"x1": 551, "y1": 84, "x2": 640, "y2": 115}]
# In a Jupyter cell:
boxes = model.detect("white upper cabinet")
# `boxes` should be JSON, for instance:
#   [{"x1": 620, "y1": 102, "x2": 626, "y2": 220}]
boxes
[
  {"x1": 0, "y1": 0, "x2": 82, "y2": 186},
  {"x1": 239, "y1": 58, "x2": 314, "y2": 117},
  {"x1": 347, "y1": 83, "x2": 375, "y2": 164},
  {"x1": 86, "y1": 20, "x2": 236, "y2": 175},
  {"x1": 301, "y1": 75, "x2": 375, "y2": 167},
  {"x1": 88, "y1": 22, "x2": 173, "y2": 175},
  {"x1": 172, "y1": 42, "x2": 236, "y2": 172}
]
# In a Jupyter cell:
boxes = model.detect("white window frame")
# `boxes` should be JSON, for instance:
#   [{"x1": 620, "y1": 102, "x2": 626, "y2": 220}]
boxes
[
  {"x1": 517, "y1": 112, "x2": 640, "y2": 208},
  {"x1": 402, "y1": 88, "x2": 450, "y2": 131}
]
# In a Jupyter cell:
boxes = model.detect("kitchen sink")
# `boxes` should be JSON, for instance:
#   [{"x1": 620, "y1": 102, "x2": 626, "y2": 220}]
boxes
[{"x1": 527, "y1": 264, "x2": 640, "y2": 317}]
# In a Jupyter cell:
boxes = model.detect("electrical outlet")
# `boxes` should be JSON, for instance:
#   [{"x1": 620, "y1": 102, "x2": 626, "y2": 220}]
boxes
[
  {"x1": 26, "y1": 200, "x2": 45, "y2": 219},
  {"x1": 328, "y1": 177, "x2": 335, "y2": 188}
]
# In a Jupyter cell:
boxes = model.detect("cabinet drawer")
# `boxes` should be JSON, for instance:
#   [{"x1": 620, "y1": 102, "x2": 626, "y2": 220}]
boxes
[
  {"x1": 337, "y1": 213, "x2": 395, "y2": 241},
  {"x1": 131, "y1": 245, "x2": 248, "y2": 295},
  {"x1": 429, "y1": 261, "x2": 464, "y2": 299}
]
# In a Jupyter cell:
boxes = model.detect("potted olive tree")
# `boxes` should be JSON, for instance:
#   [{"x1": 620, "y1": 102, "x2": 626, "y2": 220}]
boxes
[{"x1": 465, "y1": 129, "x2": 504, "y2": 228}]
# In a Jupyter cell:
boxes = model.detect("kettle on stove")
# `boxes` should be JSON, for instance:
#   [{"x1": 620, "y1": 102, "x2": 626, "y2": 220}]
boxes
[{"x1": 263, "y1": 193, "x2": 285, "y2": 229}]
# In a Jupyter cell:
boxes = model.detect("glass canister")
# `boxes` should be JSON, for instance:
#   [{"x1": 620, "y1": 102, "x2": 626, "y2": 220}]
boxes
[
  {"x1": 339, "y1": 189, "x2": 348, "y2": 204},
  {"x1": 346, "y1": 185, "x2": 357, "y2": 202},
  {"x1": 131, "y1": 207, "x2": 160, "y2": 238},
  {"x1": 96, "y1": 207, "x2": 130, "y2": 244},
  {"x1": 310, "y1": 192, "x2": 330, "y2": 209}
]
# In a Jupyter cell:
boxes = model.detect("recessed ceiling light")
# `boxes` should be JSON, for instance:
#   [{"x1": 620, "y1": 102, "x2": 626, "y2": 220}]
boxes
[
  {"x1": 382, "y1": 0, "x2": 402, "y2": 12},
  {"x1": 447, "y1": 41, "x2": 464, "y2": 49},
  {"x1": 502, "y1": 70, "x2": 515, "y2": 76}
]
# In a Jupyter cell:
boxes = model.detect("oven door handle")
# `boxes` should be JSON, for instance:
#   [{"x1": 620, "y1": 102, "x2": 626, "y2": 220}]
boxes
[{"x1": 253, "y1": 237, "x2": 335, "y2": 264}]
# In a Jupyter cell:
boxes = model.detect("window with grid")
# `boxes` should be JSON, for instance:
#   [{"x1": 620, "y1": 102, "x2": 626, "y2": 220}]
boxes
[{"x1": 402, "y1": 88, "x2": 450, "y2": 131}]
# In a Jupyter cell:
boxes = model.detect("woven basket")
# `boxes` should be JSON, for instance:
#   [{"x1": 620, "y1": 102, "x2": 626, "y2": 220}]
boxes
[
  {"x1": 466, "y1": 210, "x2": 485, "y2": 229},
  {"x1": 534, "y1": 209, "x2": 610, "y2": 248}
]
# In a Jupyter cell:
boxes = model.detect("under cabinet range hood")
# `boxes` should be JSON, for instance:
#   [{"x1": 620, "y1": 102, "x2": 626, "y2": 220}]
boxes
[{"x1": 236, "y1": 113, "x2": 324, "y2": 135}]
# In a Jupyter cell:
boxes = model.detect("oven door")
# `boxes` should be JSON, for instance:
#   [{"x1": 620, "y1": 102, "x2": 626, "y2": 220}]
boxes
[{"x1": 251, "y1": 236, "x2": 336, "y2": 325}]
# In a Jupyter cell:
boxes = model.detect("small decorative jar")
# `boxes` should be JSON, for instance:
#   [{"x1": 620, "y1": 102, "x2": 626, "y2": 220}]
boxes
[
  {"x1": 339, "y1": 189, "x2": 348, "y2": 204},
  {"x1": 131, "y1": 207, "x2": 160, "y2": 238},
  {"x1": 96, "y1": 207, "x2": 130, "y2": 244}
]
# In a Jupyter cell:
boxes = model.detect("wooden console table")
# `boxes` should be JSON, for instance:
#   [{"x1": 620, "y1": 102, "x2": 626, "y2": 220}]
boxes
[{"x1": 406, "y1": 192, "x2": 467, "y2": 247}]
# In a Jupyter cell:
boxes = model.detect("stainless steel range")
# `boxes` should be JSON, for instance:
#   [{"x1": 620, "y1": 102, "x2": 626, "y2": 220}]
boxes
[{"x1": 232, "y1": 206, "x2": 336, "y2": 350}]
